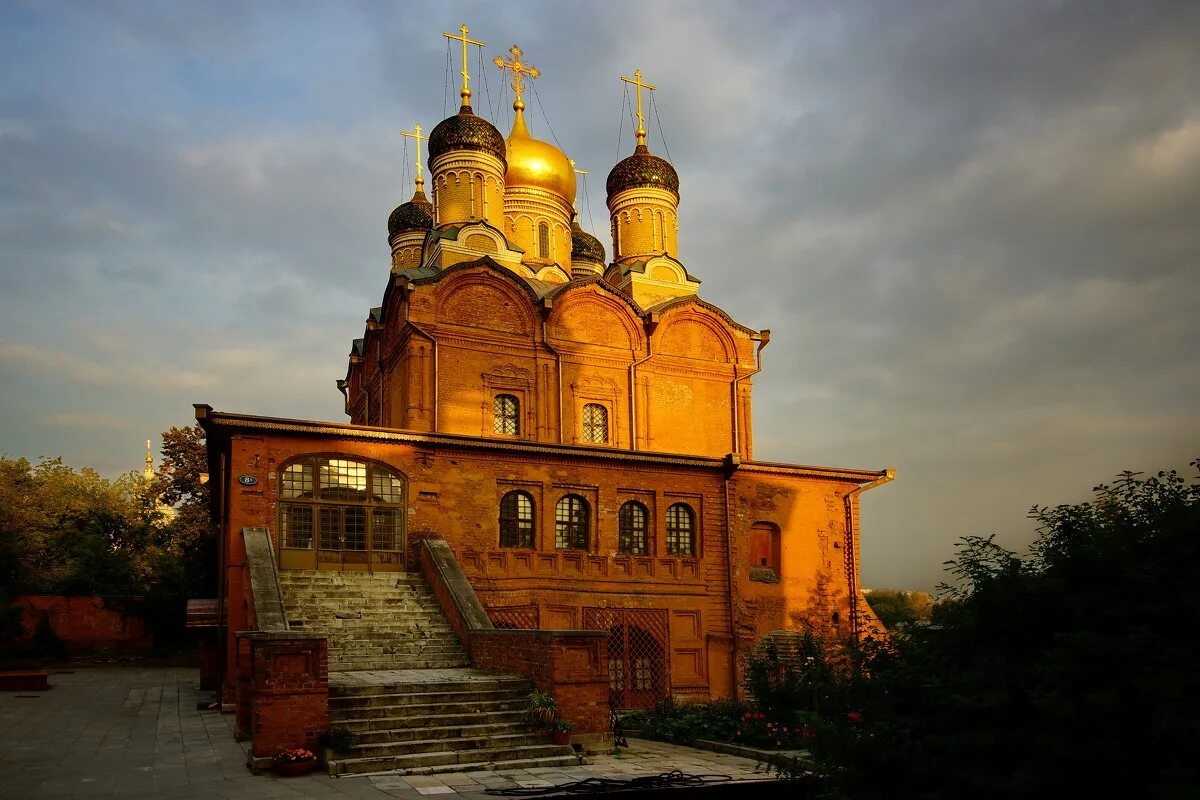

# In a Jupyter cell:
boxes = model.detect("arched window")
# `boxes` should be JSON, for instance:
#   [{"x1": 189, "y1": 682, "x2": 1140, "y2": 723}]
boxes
[
  {"x1": 499, "y1": 491, "x2": 535, "y2": 548},
  {"x1": 582, "y1": 403, "x2": 608, "y2": 443},
  {"x1": 618, "y1": 501, "x2": 648, "y2": 555},
  {"x1": 665, "y1": 503, "x2": 695, "y2": 556},
  {"x1": 493, "y1": 394, "x2": 520, "y2": 435},
  {"x1": 278, "y1": 456, "x2": 405, "y2": 555},
  {"x1": 555, "y1": 494, "x2": 590, "y2": 551},
  {"x1": 538, "y1": 221, "x2": 550, "y2": 259}
]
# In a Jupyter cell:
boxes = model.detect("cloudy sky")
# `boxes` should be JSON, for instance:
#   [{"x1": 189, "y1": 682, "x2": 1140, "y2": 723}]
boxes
[{"x1": 1, "y1": 1, "x2": 1197, "y2": 589}]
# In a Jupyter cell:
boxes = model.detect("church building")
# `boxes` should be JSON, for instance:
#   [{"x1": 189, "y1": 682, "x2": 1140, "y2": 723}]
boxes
[{"x1": 199, "y1": 33, "x2": 892, "y2": 731}]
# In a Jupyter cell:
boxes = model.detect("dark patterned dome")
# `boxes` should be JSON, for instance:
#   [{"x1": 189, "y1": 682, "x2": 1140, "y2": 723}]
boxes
[
  {"x1": 571, "y1": 220, "x2": 605, "y2": 264},
  {"x1": 427, "y1": 106, "x2": 506, "y2": 165},
  {"x1": 606, "y1": 144, "x2": 679, "y2": 199},
  {"x1": 387, "y1": 189, "x2": 433, "y2": 236}
]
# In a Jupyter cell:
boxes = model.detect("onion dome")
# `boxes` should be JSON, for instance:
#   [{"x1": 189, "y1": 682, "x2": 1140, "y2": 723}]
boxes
[
  {"x1": 571, "y1": 219, "x2": 605, "y2": 264},
  {"x1": 387, "y1": 189, "x2": 433, "y2": 236},
  {"x1": 504, "y1": 107, "x2": 576, "y2": 204},
  {"x1": 606, "y1": 144, "x2": 679, "y2": 200},
  {"x1": 428, "y1": 106, "x2": 506, "y2": 166}
]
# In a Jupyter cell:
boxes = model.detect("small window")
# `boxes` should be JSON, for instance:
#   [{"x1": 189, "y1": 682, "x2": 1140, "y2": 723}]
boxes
[
  {"x1": 582, "y1": 403, "x2": 608, "y2": 443},
  {"x1": 500, "y1": 491, "x2": 535, "y2": 548},
  {"x1": 555, "y1": 494, "x2": 590, "y2": 551},
  {"x1": 493, "y1": 394, "x2": 520, "y2": 435},
  {"x1": 618, "y1": 501, "x2": 648, "y2": 555},
  {"x1": 666, "y1": 503, "x2": 695, "y2": 556},
  {"x1": 538, "y1": 221, "x2": 550, "y2": 259}
]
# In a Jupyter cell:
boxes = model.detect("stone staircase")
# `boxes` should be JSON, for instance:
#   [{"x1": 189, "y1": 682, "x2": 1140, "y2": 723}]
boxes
[
  {"x1": 276, "y1": 570, "x2": 578, "y2": 777},
  {"x1": 278, "y1": 571, "x2": 470, "y2": 671},
  {"x1": 326, "y1": 672, "x2": 578, "y2": 776}
]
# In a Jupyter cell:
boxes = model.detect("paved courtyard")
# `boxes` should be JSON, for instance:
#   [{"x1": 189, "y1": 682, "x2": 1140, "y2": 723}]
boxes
[{"x1": 0, "y1": 668, "x2": 775, "y2": 799}]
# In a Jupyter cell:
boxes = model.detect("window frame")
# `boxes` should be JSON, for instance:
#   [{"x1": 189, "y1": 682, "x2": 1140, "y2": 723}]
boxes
[
  {"x1": 493, "y1": 394, "x2": 520, "y2": 436},
  {"x1": 277, "y1": 455, "x2": 405, "y2": 553},
  {"x1": 582, "y1": 403, "x2": 609, "y2": 444},
  {"x1": 554, "y1": 494, "x2": 590, "y2": 551},
  {"x1": 665, "y1": 502, "x2": 696, "y2": 556},
  {"x1": 499, "y1": 490, "x2": 536, "y2": 548},
  {"x1": 618, "y1": 501, "x2": 649, "y2": 555}
]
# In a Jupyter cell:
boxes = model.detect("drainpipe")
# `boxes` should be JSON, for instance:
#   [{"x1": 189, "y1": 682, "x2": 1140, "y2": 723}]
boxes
[
  {"x1": 731, "y1": 331, "x2": 770, "y2": 458},
  {"x1": 629, "y1": 314, "x2": 658, "y2": 450},
  {"x1": 400, "y1": 279, "x2": 439, "y2": 430},
  {"x1": 843, "y1": 469, "x2": 896, "y2": 638},
  {"x1": 721, "y1": 453, "x2": 740, "y2": 697},
  {"x1": 541, "y1": 309, "x2": 564, "y2": 443}
]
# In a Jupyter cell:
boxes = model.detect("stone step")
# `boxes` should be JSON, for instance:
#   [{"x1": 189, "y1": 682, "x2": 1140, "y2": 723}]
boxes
[
  {"x1": 329, "y1": 659, "x2": 473, "y2": 672},
  {"x1": 330, "y1": 681, "x2": 529, "y2": 702},
  {"x1": 385, "y1": 753, "x2": 581, "y2": 777},
  {"x1": 333, "y1": 709, "x2": 526, "y2": 731},
  {"x1": 331, "y1": 698, "x2": 527, "y2": 721},
  {"x1": 324, "y1": 641, "x2": 464, "y2": 653},
  {"x1": 351, "y1": 721, "x2": 533, "y2": 745},
  {"x1": 328, "y1": 743, "x2": 575, "y2": 776}
]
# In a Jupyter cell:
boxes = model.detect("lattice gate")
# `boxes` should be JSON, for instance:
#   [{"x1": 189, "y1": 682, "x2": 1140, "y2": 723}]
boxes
[
  {"x1": 485, "y1": 604, "x2": 539, "y2": 630},
  {"x1": 582, "y1": 607, "x2": 670, "y2": 710}
]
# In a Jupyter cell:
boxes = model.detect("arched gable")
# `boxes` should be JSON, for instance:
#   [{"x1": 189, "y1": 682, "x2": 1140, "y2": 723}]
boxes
[
  {"x1": 548, "y1": 282, "x2": 646, "y2": 351},
  {"x1": 434, "y1": 267, "x2": 538, "y2": 336},
  {"x1": 654, "y1": 302, "x2": 739, "y2": 363}
]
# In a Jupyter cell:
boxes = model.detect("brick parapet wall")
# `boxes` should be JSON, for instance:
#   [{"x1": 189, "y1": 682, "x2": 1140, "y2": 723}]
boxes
[
  {"x1": 236, "y1": 633, "x2": 329, "y2": 760},
  {"x1": 471, "y1": 629, "x2": 610, "y2": 734}
]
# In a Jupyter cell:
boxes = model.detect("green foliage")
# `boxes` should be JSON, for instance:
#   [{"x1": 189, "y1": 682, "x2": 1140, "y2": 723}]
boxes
[
  {"x1": 863, "y1": 589, "x2": 933, "y2": 630},
  {"x1": 621, "y1": 696, "x2": 760, "y2": 746},
  {"x1": 809, "y1": 460, "x2": 1200, "y2": 798},
  {"x1": 524, "y1": 690, "x2": 560, "y2": 726}
]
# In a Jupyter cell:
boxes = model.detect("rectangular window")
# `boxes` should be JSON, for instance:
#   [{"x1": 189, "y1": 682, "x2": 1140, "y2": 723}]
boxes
[
  {"x1": 343, "y1": 506, "x2": 367, "y2": 551},
  {"x1": 281, "y1": 504, "x2": 313, "y2": 548},
  {"x1": 372, "y1": 508, "x2": 401, "y2": 551},
  {"x1": 319, "y1": 506, "x2": 341, "y2": 550}
]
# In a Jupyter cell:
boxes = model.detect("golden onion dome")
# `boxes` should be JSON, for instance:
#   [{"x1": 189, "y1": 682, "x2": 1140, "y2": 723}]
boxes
[{"x1": 504, "y1": 107, "x2": 576, "y2": 205}]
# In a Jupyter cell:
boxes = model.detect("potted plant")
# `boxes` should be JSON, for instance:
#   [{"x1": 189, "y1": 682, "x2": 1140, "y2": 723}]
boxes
[
  {"x1": 272, "y1": 747, "x2": 317, "y2": 777},
  {"x1": 524, "y1": 690, "x2": 559, "y2": 727},
  {"x1": 550, "y1": 719, "x2": 574, "y2": 746}
]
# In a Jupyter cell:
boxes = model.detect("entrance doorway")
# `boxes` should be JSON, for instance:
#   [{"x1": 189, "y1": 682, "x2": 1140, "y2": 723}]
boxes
[
  {"x1": 582, "y1": 608, "x2": 669, "y2": 709},
  {"x1": 277, "y1": 456, "x2": 406, "y2": 572}
]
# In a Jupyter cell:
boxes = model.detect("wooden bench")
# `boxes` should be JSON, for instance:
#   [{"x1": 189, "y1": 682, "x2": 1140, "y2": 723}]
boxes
[{"x1": 0, "y1": 671, "x2": 50, "y2": 691}]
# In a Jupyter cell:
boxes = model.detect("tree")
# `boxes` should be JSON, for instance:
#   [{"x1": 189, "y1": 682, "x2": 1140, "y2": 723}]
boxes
[
  {"x1": 863, "y1": 589, "x2": 933, "y2": 629},
  {"x1": 157, "y1": 425, "x2": 215, "y2": 597},
  {"x1": 809, "y1": 460, "x2": 1200, "y2": 798}
]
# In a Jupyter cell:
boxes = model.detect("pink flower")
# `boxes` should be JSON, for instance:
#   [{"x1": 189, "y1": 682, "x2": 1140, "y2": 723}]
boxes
[{"x1": 846, "y1": 712, "x2": 863, "y2": 723}]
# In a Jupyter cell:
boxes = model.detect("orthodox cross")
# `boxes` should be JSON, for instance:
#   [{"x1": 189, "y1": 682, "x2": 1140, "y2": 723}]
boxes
[
  {"x1": 569, "y1": 158, "x2": 588, "y2": 177},
  {"x1": 620, "y1": 69, "x2": 656, "y2": 147},
  {"x1": 400, "y1": 124, "x2": 428, "y2": 189},
  {"x1": 443, "y1": 25, "x2": 486, "y2": 105},
  {"x1": 494, "y1": 45, "x2": 540, "y2": 110}
]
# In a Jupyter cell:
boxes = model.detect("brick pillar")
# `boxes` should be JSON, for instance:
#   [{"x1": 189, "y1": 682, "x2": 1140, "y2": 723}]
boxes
[
  {"x1": 234, "y1": 636, "x2": 253, "y2": 741},
  {"x1": 237, "y1": 632, "x2": 329, "y2": 761}
]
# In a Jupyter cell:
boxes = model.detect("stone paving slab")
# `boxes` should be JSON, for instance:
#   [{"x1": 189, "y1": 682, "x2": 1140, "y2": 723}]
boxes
[{"x1": 0, "y1": 668, "x2": 774, "y2": 798}]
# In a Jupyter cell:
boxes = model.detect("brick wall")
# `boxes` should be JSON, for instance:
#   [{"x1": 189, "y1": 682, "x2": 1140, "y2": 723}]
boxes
[
  {"x1": 472, "y1": 629, "x2": 610, "y2": 734},
  {"x1": 13, "y1": 596, "x2": 153, "y2": 651}
]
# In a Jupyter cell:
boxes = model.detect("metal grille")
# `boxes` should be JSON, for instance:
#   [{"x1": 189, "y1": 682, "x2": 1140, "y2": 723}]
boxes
[
  {"x1": 582, "y1": 607, "x2": 670, "y2": 709},
  {"x1": 487, "y1": 605, "x2": 539, "y2": 630},
  {"x1": 281, "y1": 504, "x2": 313, "y2": 548},
  {"x1": 666, "y1": 503, "x2": 695, "y2": 555},
  {"x1": 618, "y1": 501, "x2": 648, "y2": 555},
  {"x1": 494, "y1": 394, "x2": 519, "y2": 435},
  {"x1": 582, "y1": 403, "x2": 608, "y2": 443}
]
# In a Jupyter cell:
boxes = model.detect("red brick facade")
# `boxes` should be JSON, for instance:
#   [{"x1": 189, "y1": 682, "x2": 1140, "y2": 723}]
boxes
[{"x1": 13, "y1": 596, "x2": 152, "y2": 652}]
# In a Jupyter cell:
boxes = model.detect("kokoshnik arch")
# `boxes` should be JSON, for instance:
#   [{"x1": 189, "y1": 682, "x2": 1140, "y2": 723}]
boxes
[{"x1": 198, "y1": 30, "x2": 894, "y2": 711}]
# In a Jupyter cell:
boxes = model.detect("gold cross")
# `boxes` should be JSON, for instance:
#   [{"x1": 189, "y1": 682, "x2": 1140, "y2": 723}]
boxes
[
  {"x1": 494, "y1": 45, "x2": 540, "y2": 110},
  {"x1": 400, "y1": 123, "x2": 428, "y2": 187},
  {"x1": 620, "y1": 69, "x2": 656, "y2": 147},
  {"x1": 443, "y1": 25, "x2": 486, "y2": 105},
  {"x1": 569, "y1": 159, "x2": 588, "y2": 176}
]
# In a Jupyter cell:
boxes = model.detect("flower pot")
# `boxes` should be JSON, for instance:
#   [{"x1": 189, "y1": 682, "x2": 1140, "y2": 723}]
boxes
[
  {"x1": 273, "y1": 760, "x2": 316, "y2": 777},
  {"x1": 552, "y1": 729, "x2": 572, "y2": 746}
]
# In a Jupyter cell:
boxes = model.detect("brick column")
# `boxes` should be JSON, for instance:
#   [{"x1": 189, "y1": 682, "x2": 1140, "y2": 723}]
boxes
[{"x1": 236, "y1": 632, "x2": 329, "y2": 763}]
